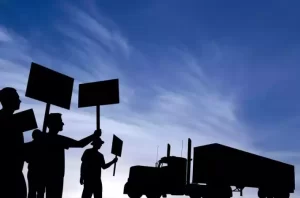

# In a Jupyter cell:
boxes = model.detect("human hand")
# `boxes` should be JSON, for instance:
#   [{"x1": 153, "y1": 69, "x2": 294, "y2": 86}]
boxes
[
  {"x1": 32, "y1": 129, "x2": 43, "y2": 140},
  {"x1": 113, "y1": 156, "x2": 118, "y2": 163},
  {"x1": 80, "y1": 177, "x2": 84, "y2": 185},
  {"x1": 93, "y1": 129, "x2": 102, "y2": 137}
]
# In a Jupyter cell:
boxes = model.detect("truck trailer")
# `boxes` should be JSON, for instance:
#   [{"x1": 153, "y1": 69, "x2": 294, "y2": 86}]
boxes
[{"x1": 123, "y1": 139, "x2": 295, "y2": 198}]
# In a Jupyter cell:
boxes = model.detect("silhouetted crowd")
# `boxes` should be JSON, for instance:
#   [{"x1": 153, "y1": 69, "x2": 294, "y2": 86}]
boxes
[{"x1": 0, "y1": 87, "x2": 118, "y2": 198}]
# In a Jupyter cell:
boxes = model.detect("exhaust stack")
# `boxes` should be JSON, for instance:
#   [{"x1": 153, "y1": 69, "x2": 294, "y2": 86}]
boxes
[
  {"x1": 187, "y1": 138, "x2": 192, "y2": 185},
  {"x1": 167, "y1": 144, "x2": 171, "y2": 157}
]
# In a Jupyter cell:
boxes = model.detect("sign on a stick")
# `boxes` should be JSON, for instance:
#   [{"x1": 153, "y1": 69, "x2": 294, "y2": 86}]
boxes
[
  {"x1": 13, "y1": 109, "x2": 38, "y2": 132},
  {"x1": 111, "y1": 134, "x2": 123, "y2": 176},
  {"x1": 25, "y1": 62, "x2": 75, "y2": 132},
  {"x1": 78, "y1": 79, "x2": 120, "y2": 130},
  {"x1": 25, "y1": 62, "x2": 74, "y2": 110},
  {"x1": 111, "y1": 134, "x2": 123, "y2": 157},
  {"x1": 78, "y1": 79, "x2": 119, "y2": 108}
]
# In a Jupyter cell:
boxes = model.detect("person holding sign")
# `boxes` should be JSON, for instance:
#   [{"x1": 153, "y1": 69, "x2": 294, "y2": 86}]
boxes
[
  {"x1": 80, "y1": 137, "x2": 118, "y2": 198},
  {"x1": 24, "y1": 129, "x2": 47, "y2": 198},
  {"x1": 0, "y1": 87, "x2": 27, "y2": 198},
  {"x1": 43, "y1": 113, "x2": 101, "y2": 198}
]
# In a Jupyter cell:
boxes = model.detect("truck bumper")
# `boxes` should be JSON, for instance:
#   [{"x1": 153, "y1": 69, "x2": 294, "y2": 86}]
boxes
[{"x1": 123, "y1": 182, "x2": 129, "y2": 194}]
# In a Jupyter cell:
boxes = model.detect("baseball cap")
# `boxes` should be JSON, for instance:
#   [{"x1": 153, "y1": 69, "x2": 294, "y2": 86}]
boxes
[{"x1": 91, "y1": 137, "x2": 104, "y2": 146}]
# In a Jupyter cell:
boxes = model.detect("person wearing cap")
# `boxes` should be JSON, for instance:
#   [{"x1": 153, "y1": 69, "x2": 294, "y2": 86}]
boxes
[
  {"x1": 43, "y1": 113, "x2": 101, "y2": 198},
  {"x1": 24, "y1": 129, "x2": 46, "y2": 198},
  {"x1": 0, "y1": 87, "x2": 26, "y2": 198},
  {"x1": 80, "y1": 137, "x2": 118, "y2": 198}
]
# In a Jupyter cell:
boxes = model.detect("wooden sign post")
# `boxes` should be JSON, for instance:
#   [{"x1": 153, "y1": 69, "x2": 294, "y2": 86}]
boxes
[
  {"x1": 25, "y1": 62, "x2": 74, "y2": 132},
  {"x1": 111, "y1": 134, "x2": 123, "y2": 176},
  {"x1": 78, "y1": 79, "x2": 120, "y2": 132}
]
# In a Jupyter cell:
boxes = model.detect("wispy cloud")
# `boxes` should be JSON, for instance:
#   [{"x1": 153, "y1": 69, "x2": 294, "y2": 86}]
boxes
[
  {"x1": 58, "y1": 4, "x2": 131, "y2": 58},
  {"x1": 0, "y1": 3, "x2": 298, "y2": 198},
  {"x1": 0, "y1": 26, "x2": 12, "y2": 42}
]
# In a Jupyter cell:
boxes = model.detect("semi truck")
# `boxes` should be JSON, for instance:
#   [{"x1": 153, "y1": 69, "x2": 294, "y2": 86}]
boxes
[{"x1": 123, "y1": 139, "x2": 295, "y2": 198}]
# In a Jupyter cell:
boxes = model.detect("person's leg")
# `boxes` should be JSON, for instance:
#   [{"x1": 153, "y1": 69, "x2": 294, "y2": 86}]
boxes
[
  {"x1": 27, "y1": 172, "x2": 37, "y2": 198},
  {"x1": 36, "y1": 176, "x2": 46, "y2": 198},
  {"x1": 81, "y1": 180, "x2": 93, "y2": 198},
  {"x1": 93, "y1": 180, "x2": 103, "y2": 198},
  {"x1": 46, "y1": 176, "x2": 64, "y2": 198},
  {"x1": 44, "y1": 176, "x2": 50, "y2": 198},
  {"x1": 15, "y1": 172, "x2": 27, "y2": 198},
  {"x1": 57, "y1": 177, "x2": 64, "y2": 198},
  {"x1": 81, "y1": 185, "x2": 93, "y2": 198},
  {"x1": 45, "y1": 177, "x2": 56, "y2": 198},
  {"x1": 37, "y1": 190, "x2": 45, "y2": 198}
]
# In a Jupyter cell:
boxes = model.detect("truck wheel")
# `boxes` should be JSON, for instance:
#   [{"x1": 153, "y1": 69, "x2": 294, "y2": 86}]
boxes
[
  {"x1": 258, "y1": 193, "x2": 273, "y2": 198},
  {"x1": 128, "y1": 193, "x2": 142, "y2": 198},
  {"x1": 274, "y1": 192, "x2": 290, "y2": 198},
  {"x1": 258, "y1": 188, "x2": 280, "y2": 198},
  {"x1": 258, "y1": 188, "x2": 268, "y2": 198},
  {"x1": 206, "y1": 185, "x2": 231, "y2": 198},
  {"x1": 146, "y1": 194, "x2": 160, "y2": 198}
]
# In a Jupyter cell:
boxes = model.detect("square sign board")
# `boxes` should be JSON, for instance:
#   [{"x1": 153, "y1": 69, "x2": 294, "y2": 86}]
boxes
[
  {"x1": 78, "y1": 79, "x2": 120, "y2": 108},
  {"x1": 13, "y1": 109, "x2": 38, "y2": 132},
  {"x1": 111, "y1": 135, "x2": 123, "y2": 157},
  {"x1": 25, "y1": 62, "x2": 74, "y2": 109}
]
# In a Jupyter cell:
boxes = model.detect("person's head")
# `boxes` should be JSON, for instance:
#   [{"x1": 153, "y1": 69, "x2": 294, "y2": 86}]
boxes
[
  {"x1": 32, "y1": 129, "x2": 43, "y2": 140},
  {"x1": 91, "y1": 137, "x2": 104, "y2": 150},
  {"x1": 47, "y1": 113, "x2": 64, "y2": 133},
  {"x1": 0, "y1": 87, "x2": 21, "y2": 112}
]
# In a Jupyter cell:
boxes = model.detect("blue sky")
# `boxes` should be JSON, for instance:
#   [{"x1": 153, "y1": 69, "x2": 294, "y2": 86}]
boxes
[{"x1": 1, "y1": 1, "x2": 300, "y2": 198}]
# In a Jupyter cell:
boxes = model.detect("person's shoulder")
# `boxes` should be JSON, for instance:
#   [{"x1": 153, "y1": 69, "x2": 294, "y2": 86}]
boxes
[
  {"x1": 56, "y1": 134, "x2": 72, "y2": 141},
  {"x1": 83, "y1": 148, "x2": 93, "y2": 155},
  {"x1": 45, "y1": 134, "x2": 68, "y2": 145},
  {"x1": 0, "y1": 110, "x2": 7, "y2": 121},
  {"x1": 98, "y1": 152, "x2": 104, "y2": 157},
  {"x1": 81, "y1": 148, "x2": 92, "y2": 160},
  {"x1": 98, "y1": 152, "x2": 105, "y2": 163},
  {"x1": 56, "y1": 134, "x2": 67, "y2": 138}
]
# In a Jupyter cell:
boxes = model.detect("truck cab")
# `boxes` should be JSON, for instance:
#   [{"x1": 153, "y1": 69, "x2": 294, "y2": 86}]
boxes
[
  {"x1": 156, "y1": 156, "x2": 187, "y2": 195},
  {"x1": 124, "y1": 156, "x2": 188, "y2": 198}
]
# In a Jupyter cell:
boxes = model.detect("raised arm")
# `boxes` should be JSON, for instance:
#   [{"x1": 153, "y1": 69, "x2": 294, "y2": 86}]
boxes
[
  {"x1": 64, "y1": 130, "x2": 101, "y2": 148},
  {"x1": 102, "y1": 156, "x2": 118, "y2": 170}
]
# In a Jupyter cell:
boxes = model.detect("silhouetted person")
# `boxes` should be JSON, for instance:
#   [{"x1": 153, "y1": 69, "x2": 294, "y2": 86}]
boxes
[
  {"x1": 0, "y1": 87, "x2": 26, "y2": 198},
  {"x1": 80, "y1": 137, "x2": 118, "y2": 198},
  {"x1": 24, "y1": 129, "x2": 46, "y2": 198},
  {"x1": 43, "y1": 113, "x2": 100, "y2": 198}
]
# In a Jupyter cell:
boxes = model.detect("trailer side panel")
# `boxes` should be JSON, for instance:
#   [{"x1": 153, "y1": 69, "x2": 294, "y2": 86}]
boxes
[{"x1": 192, "y1": 144, "x2": 295, "y2": 192}]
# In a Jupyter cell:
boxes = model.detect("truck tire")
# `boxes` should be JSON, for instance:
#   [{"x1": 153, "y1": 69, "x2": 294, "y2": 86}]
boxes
[
  {"x1": 257, "y1": 188, "x2": 273, "y2": 198},
  {"x1": 146, "y1": 193, "x2": 160, "y2": 198},
  {"x1": 128, "y1": 192, "x2": 142, "y2": 198},
  {"x1": 274, "y1": 192, "x2": 290, "y2": 198},
  {"x1": 205, "y1": 184, "x2": 231, "y2": 198},
  {"x1": 189, "y1": 195, "x2": 201, "y2": 198}
]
